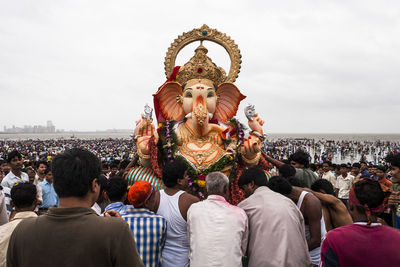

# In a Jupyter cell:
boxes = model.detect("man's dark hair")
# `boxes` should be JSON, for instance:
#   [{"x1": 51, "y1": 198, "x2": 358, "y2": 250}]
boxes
[
  {"x1": 376, "y1": 165, "x2": 386, "y2": 172},
  {"x1": 11, "y1": 183, "x2": 37, "y2": 209},
  {"x1": 278, "y1": 164, "x2": 296, "y2": 178},
  {"x1": 102, "y1": 162, "x2": 109, "y2": 169},
  {"x1": 238, "y1": 166, "x2": 268, "y2": 187},
  {"x1": 52, "y1": 148, "x2": 101, "y2": 198},
  {"x1": 340, "y1": 163, "x2": 348, "y2": 169},
  {"x1": 44, "y1": 167, "x2": 52, "y2": 175},
  {"x1": 323, "y1": 161, "x2": 332, "y2": 167},
  {"x1": 289, "y1": 150, "x2": 309, "y2": 168},
  {"x1": 105, "y1": 177, "x2": 127, "y2": 202},
  {"x1": 35, "y1": 160, "x2": 48, "y2": 170},
  {"x1": 311, "y1": 179, "x2": 335, "y2": 196},
  {"x1": 353, "y1": 179, "x2": 384, "y2": 213},
  {"x1": 119, "y1": 159, "x2": 130, "y2": 170},
  {"x1": 386, "y1": 153, "x2": 400, "y2": 168},
  {"x1": 162, "y1": 160, "x2": 188, "y2": 187},
  {"x1": 7, "y1": 150, "x2": 22, "y2": 163},
  {"x1": 267, "y1": 176, "x2": 292, "y2": 195},
  {"x1": 110, "y1": 162, "x2": 118, "y2": 169},
  {"x1": 309, "y1": 164, "x2": 317, "y2": 172},
  {"x1": 352, "y1": 162, "x2": 361, "y2": 168},
  {"x1": 287, "y1": 176, "x2": 303, "y2": 187}
]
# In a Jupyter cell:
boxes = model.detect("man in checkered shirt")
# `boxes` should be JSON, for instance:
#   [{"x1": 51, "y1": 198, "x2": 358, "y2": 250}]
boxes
[{"x1": 122, "y1": 180, "x2": 167, "y2": 267}]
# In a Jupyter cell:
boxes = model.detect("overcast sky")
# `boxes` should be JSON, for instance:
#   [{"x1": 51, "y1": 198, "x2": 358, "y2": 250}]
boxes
[{"x1": 1, "y1": 0, "x2": 399, "y2": 133}]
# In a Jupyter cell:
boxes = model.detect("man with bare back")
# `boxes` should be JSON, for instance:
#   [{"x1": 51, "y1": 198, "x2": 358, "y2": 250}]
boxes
[{"x1": 268, "y1": 176, "x2": 326, "y2": 266}]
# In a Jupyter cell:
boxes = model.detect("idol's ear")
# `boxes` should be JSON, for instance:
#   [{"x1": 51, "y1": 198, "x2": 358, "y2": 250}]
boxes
[
  {"x1": 214, "y1": 83, "x2": 246, "y2": 123},
  {"x1": 153, "y1": 82, "x2": 185, "y2": 121}
]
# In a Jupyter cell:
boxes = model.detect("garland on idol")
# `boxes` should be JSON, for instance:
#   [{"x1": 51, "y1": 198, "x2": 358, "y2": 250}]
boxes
[{"x1": 157, "y1": 118, "x2": 246, "y2": 199}]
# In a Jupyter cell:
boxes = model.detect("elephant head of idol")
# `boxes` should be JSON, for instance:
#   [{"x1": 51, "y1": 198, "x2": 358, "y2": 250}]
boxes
[{"x1": 154, "y1": 42, "x2": 246, "y2": 136}]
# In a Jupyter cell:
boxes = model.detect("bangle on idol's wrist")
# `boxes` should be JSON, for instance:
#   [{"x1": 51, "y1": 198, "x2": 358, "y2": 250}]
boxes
[
  {"x1": 137, "y1": 149, "x2": 150, "y2": 159},
  {"x1": 242, "y1": 152, "x2": 261, "y2": 165},
  {"x1": 250, "y1": 131, "x2": 265, "y2": 141}
]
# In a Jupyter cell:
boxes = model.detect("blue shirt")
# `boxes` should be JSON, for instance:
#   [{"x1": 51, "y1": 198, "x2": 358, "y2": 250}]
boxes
[
  {"x1": 122, "y1": 207, "x2": 167, "y2": 267},
  {"x1": 103, "y1": 202, "x2": 133, "y2": 216},
  {"x1": 38, "y1": 180, "x2": 59, "y2": 208}
]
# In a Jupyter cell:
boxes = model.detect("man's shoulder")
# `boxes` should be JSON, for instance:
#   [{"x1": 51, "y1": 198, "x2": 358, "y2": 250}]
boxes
[
  {"x1": 181, "y1": 191, "x2": 200, "y2": 203},
  {"x1": 124, "y1": 208, "x2": 166, "y2": 221}
]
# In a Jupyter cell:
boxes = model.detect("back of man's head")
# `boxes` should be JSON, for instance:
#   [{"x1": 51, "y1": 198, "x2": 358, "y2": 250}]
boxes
[
  {"x1": 311, "y1": 179, "x2": 335, "y2": 195},
  {"x1": 386, "y1": 153, "x2": 400, "y2": 168},
  {"x1": 11, "y1": 183, "x2": 37, "y2": 209},
  {"x1": 289, "y1": 150, "x2": 309, "y2": 168},
  {"x1": 52, "y1": 148, "x2": 101, "y2": 198},
  {"x1": 267, "y1": 176, "x2": 292, "y2": 195},
  {"x1": 206, "y1": 172, "x2": 229, "y2": 195},
  {"x1": 105, "y1": 177, "x2": 128, "y2": 202},
  {"x1": 278, "y1": 164, "x2": 296, "y2": 178},
  {"x1": 162, "y1": 160, "x2": 187, "y2": 188},
  {"x1": 238, "y1": 166, "x2": 267, "y2": 187},
  {"x1": 353, "y1": 179, "x2": 384, "y2": 213}
]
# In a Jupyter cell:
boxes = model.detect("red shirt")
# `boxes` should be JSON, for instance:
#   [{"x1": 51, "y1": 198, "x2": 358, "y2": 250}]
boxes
[{"x1": 321, "y1": 223, "x2": 400, "y2": 267}]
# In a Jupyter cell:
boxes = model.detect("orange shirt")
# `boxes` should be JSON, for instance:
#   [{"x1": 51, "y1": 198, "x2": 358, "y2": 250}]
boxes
[{"x1": 378, "y1": 177, "x2": 392, "y2": 211}]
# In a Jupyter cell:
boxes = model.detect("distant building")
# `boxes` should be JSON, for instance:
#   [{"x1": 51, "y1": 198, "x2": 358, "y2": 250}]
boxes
[{"x1": 2, "y1": 121, "x2": 57, "y2": 133}]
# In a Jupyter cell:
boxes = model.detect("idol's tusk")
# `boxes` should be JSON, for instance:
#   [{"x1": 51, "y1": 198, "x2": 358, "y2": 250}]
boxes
[{"x1": 185, "y1": 113, "x2": 192, "y2": 118}]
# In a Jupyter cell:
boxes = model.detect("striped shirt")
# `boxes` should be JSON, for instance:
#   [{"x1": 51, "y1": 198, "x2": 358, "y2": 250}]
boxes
[{"x1": 122, "y1": 207, "x2": 167, "y2": 267}]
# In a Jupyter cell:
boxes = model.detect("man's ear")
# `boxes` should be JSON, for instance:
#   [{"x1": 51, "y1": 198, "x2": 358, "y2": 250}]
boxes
[
  {"x1": 348, "y1": 201, "x2": 354, "y2": 211},
  {"x1": 10, "y1": 200, "x2": 15, "y2": 209},
  {"x1": 224, "y1": 184, "x2": 230, "y2": 199},
  {"x1": 122, "y1": 192, "x2": 128, "y2": 202},
  {"x1": 249, "y1": 180, "x2": 256, "y2": 189},
  {"x1": 176, "y1": 178, "x2": 184, "y2": 187},
  {"x1": 103, "y1": 191, "x2": 110, "y2": 202},
  {"x1": 91, "y1": 178, "x2": 99, "y2": 193}
]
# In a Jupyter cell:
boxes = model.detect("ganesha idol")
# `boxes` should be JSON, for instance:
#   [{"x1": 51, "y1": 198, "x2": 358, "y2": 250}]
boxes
[{"x1": 127, "y1": 25, "x2": 269, "y2": 204}]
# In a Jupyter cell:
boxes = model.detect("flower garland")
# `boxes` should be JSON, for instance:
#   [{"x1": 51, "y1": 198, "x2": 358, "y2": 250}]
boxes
[{"x1": 157, "y1": 118, "x2": 246, "y2": 200}]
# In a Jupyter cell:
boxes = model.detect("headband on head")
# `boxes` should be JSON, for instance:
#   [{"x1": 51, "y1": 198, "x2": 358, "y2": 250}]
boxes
[{"x1": 349, "y1": 185, "x2": 384, "y2": 226}]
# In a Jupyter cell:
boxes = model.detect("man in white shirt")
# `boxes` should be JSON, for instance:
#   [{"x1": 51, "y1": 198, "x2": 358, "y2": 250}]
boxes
[
  {"x1": 1, "y1": 151, "x2": 29, "y2": 189},
  {"x1": 0, "y1": 183, "x2": 38, "y2": 267},
  {"x1": 336, "y1": 164, "x2": 354, "y2": 207},
  {"x1": 187, "y1": 172, "x2": 248, "y2": 267},
  {"x1": 322, "y1": 161, "x2": 337, "y2": 189}
]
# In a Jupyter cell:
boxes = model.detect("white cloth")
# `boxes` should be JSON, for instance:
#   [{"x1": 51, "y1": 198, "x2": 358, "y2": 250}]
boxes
[
  {"x1": 238, "y1": 186, "x2": 311, "y2": 267},
  {"x1": 1, "y1": 171, "x2": 29, "y2": 189},
  {"x1": 0, "y1": 211, "x2": 37, "y2": 267},
  {"x1": 91, "y1": 202, "x2": 102, "y2": 216},
  {"x1": 187, "y1": 195, "x2": 248, "y2": 267},
  {"x1": 297, "y1": 191, "x2": 326, "y2": 266},
  {"x1": 157, "y1": 190, "x2": 189, "y2": 267},
  {"x1": 336, "y1": 174, "x2": 354, "y2": 199},
  {"x1": 322, "y1": 171, "x2": 337, "y2": 188}
]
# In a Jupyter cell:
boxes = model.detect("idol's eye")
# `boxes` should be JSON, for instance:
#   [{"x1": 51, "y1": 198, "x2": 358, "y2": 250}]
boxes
[
  {"x1": 185, "y1": 91, "x2": 192, "y2": 98},
  {"x1": 207, "y1": 91, "x2": 214, "y2": 98}
]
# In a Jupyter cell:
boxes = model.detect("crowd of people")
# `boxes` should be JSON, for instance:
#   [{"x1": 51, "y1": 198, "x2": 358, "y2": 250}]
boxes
[
  {"x1": 1, "y1": 136, "x2": 399, "y2": 166},
  {"x1": 1, "y1": 142, "x2": 400, "y2": 266}
]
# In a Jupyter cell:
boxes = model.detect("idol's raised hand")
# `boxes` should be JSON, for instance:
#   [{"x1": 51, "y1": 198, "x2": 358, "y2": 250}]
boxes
[
  {"x1": 134, "y1": 114, "x2": 159, "y2": 157},
  {"x1": 248, "y1": 113, "x2": 264, "y2": 135}
]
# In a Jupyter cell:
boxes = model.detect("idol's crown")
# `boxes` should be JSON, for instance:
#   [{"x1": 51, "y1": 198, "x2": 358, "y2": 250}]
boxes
[{"x1": 176, "y1": 41, "x2": 227, "y2": 86}]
